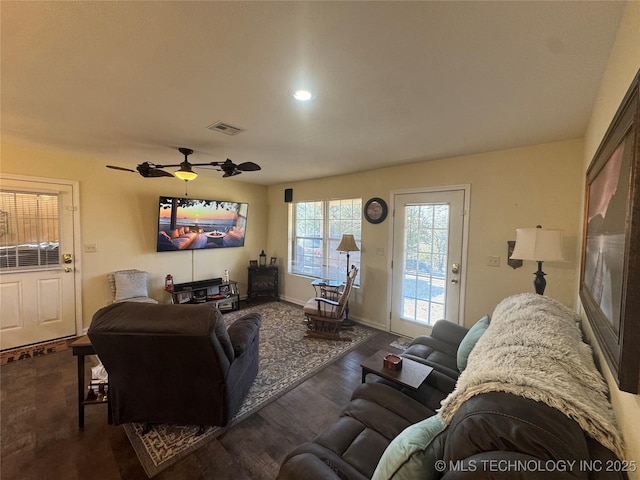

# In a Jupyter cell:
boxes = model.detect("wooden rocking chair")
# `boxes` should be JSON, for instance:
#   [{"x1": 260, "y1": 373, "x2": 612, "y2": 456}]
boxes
[{"x1": 303, "y1": 266, "x2": 358, "y2": 341}]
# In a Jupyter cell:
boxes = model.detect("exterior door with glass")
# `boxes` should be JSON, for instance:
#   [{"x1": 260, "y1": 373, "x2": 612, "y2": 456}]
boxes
[
  {"x1": 0, "y1": 176, "x2": 79, "y2": 350},
  {"x1": 390, "y1": 188, "x2": 468, "y2": 338}
]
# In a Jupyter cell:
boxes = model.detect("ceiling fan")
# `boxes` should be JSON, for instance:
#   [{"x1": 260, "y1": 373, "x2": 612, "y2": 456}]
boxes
[{"x1": 106, "y1": 147, "x2": 261, "y2": 181}]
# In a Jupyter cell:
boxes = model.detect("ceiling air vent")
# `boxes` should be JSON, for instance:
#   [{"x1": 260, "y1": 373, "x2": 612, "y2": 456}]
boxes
[{"x1": 206, "y1": 121, "x2": 245, "y2": 136}]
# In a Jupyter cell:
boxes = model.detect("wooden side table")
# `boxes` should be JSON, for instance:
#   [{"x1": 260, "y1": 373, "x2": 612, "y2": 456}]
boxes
[
  {"x1": 71, "y1": 335, "x2": 111, "y2": 428},
  {"x1": 361, "y1": 349, "x2": 433, "y2": 390}
]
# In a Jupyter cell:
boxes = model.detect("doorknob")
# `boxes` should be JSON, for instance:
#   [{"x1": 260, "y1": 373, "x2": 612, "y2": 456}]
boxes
[
  {"x1": 451, "y1": 263, "x2": 460, "y2": 274},
  {"x1": 63, "y1": 253, "x2": 73, "y2": 264}
]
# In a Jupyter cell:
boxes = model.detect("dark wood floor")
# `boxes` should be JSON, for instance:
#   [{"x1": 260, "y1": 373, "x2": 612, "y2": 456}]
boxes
[{"x1": 1, "y1": 323, "x2": 397, "y2": 480}]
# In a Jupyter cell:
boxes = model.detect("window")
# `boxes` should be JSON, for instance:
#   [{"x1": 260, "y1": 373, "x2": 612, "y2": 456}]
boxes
[
  {"x1": 0, "y1": 190, "x2": 60, "y2": 270},
  {"x1": 402, "y1": 203, "x2": 449, "y2": 325},
  {"x1": 290, "y1": 198, "x2": 361, "y2": 283}
]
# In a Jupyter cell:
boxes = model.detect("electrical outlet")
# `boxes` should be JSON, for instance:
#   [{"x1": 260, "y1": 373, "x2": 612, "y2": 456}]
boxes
[{"x1": 487, "y1": 256, "x2": 500, "y2": 267}]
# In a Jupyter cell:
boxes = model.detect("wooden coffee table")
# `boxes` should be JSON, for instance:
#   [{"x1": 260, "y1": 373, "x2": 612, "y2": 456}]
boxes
[{"x1": 361, "y1": 349, "x2": 433, "y2": 390}]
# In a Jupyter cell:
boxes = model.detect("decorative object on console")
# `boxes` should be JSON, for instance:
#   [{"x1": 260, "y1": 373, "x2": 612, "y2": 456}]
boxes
[
  {"x1": 509, "y1": 225, "x2": 564, "y2": 295},
  {"x1": 580, "y1": 68, "x2": 640, "y2": 394},
  {"x1": 364, "y1": 197, "x2": 388, "y2": 224},
  {"x1": 336, "y1": 234, "x2": 360, "y2": 324},
  {"x1": 164, "y1": 274, "x2": 174, "y2": 292},
  {"x1": 259, "y1": 250, "x2": 266, "y2": 266}
]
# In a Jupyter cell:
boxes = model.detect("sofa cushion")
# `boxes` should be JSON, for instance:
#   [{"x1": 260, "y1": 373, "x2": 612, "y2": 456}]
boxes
[
  {"x1": 114, "y1": 270, "x2": 149, "y2": 301},
  {"x1": 372, "y1": 415, "x2": 447, "y2": 480},
  {"x1": 456, "y1": 314, "x2": 490, "y2": 372}
]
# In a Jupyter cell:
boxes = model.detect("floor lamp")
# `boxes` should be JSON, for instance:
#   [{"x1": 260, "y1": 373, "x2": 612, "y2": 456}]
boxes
[
  {"x1": 509, "y1": 225, "x2": 564, "y2": 295},
  {"x1": 336, "y1": 234, "x2": 359, "y2": 326}
]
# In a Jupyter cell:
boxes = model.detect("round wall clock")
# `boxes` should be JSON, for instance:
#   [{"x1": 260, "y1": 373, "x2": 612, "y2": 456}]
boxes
[{"x1": 364, "y1": 197, "x2": 388, "y2": 224}]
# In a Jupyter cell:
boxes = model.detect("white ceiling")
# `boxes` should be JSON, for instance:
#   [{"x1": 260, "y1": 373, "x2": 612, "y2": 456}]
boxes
[{"x1": 1, "y1": 1, "x2": 625, "y2": 185}]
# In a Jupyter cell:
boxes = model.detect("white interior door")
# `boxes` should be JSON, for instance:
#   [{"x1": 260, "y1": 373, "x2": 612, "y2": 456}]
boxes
[
  {"x1": 390, "y1": 188, "x2": 467, "y2": 338},
  {"x1": 0, "y1": 176, "x2": 79, "y2": 350}
]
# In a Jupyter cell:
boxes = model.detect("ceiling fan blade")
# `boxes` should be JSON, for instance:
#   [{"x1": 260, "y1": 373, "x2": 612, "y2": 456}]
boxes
[
  {"x1": 148, "y1": 169, "x2": 174, "y2": 178},
  {"x1": 136, "y1": 162, "x2": 173, "y2": 178},
  {"x1": 106, "y1": 165, "x2": 136, "y2": 173},
  {"x1": 236, "y1": 161, "x2": 261, "y2": 172}
]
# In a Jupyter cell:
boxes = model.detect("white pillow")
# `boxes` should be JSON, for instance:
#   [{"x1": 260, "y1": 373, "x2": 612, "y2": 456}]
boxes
[{"x1": 114, "y1": 271, "x2": 149, "y2": 301}]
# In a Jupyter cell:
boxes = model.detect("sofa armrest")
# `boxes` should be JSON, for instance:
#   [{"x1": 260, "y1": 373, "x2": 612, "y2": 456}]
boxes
[{"x1": 227, "y1": 312, "x2": 261, "y2": 356}]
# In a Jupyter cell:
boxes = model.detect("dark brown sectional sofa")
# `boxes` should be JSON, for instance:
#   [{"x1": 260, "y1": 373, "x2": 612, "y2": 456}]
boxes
[{"x1": 277, "y1": 294, "x2": 627, "y2": 480}]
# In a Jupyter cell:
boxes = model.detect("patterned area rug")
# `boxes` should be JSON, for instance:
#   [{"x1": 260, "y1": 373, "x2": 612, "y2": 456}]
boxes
[{"x1": 123, "y1": 301, "x2": 378, "y2": 477}]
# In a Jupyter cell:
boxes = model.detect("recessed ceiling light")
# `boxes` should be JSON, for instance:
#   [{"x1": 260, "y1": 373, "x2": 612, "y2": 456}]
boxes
[{"x1": 293, "y1": 89, "x2": 314, "y2": 101}]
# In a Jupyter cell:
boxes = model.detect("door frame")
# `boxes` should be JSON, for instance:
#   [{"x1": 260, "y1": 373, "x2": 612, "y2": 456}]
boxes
[
  {"x1": 0, "y1": 173, "x2": 83, "y2": 340},
  {"x1": 387, "y1": 184, "x2": 471, "y2": 331}
]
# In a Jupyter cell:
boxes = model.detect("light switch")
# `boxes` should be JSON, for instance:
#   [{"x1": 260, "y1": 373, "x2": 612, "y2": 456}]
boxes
[{"x1": 84, "y1": 243, "x2": 98, "y2": 253}]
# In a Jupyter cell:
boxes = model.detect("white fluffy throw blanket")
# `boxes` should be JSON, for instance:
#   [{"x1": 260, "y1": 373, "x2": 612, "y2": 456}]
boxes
[{"x1": 438, "y1": 293, "x2": 625, "y2": 459}]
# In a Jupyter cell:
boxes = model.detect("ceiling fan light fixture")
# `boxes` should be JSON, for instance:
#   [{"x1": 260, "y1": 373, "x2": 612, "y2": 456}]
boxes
[
  {"x1": 106, "y1": 147, "x2": 259, "y2": 181},
  {"x1": 174, "y1": 162, "x2": 198, "y2": 181}
]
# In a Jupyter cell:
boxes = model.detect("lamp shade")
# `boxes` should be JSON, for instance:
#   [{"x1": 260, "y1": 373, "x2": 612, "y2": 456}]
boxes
[
  {"x1": 510, "y1": 227, "x2": 564, "y2": 262},
  {"x1": 336, "y1": 234, "x2": 360, "y2": 253}
]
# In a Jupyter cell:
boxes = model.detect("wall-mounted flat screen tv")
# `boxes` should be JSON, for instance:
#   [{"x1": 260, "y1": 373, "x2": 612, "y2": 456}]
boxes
[{"x1": 157, "y1": 196, "x2": 248, "y2": 251}]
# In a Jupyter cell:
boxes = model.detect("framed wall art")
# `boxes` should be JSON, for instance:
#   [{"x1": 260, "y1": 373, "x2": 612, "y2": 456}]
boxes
[{"x1": 580, "y1": 69, "x2": 640, "y2": 394}]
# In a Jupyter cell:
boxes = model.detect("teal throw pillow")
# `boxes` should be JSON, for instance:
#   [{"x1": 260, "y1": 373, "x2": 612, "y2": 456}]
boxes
[
  {"x1": 372, "y1": 415, "x2": 447, "y2": 480},
  {"x1": 456, "y1": 314, "x2": 490, "y2": 372}
]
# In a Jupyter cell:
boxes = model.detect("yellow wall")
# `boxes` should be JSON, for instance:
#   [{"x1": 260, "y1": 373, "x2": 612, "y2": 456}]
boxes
[
  {"x1": 1, "y1": 143, "x2": 269, "y2": 331},
  {"x1": 267, "y1": 138, "x2": 584, "y2": 330},
  {"x1": 581, "y1": 2, "x2": 640, "y2": 475}
]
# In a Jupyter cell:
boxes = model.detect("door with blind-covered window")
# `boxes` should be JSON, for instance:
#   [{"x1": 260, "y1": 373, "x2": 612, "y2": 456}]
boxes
[{"x1": 0, "y1": 176, "x2": 79, "y2": 350}]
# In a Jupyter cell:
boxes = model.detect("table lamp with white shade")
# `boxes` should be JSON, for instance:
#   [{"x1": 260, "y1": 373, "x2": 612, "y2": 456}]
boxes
[{"x1": 509, "y1": 225, "x2": 564, "y2": 295}]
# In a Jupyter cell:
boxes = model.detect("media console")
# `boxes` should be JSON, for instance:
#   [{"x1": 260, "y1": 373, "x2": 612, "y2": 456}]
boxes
[{"x1": 170, "y1": 277, "x2": 240, "y2": 312}]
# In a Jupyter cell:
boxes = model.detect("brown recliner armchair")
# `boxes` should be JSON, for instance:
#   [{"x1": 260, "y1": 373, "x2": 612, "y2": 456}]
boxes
[{"x1": 87, "y1": 301, "x2": 261, "y2": 428}]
